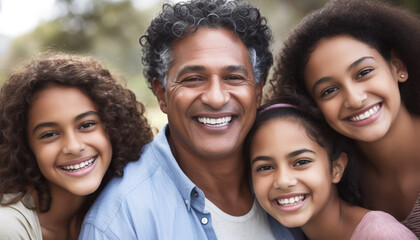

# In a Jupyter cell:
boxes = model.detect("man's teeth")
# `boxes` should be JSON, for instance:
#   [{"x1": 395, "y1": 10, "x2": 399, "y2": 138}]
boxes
[
  {"x1": 197, "y1": 116, "x2": 232, "y2": 127},
  {"x1": 277, "y1": 195, "x2": 305, "y2": 207},
  {"x1": 349, "y1": 104, "x2": 381, "y2": 122},
  {"x1": 61, "y1": 158, "x2": 95, "y2": 172}
]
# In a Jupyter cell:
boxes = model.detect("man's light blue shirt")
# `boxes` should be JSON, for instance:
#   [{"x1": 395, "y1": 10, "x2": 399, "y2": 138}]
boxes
[{"x1": 79, "y1": 124, "x2": 303, "y2": 240}]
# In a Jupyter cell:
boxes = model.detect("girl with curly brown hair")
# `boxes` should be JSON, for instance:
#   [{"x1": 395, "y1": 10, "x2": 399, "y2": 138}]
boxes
[
  {"x1": 0, "y1": 52, "x2": 153, "y2": 239},
  {"x1": 269, "y1": 0, "x2": 420, "y2": 237}
]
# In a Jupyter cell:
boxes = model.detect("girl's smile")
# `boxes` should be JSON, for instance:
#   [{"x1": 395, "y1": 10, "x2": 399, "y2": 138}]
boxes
[
  {"x1": 250, "y1": 118, "x2": 345, "y2": 228},
  {"x1": 272, "y1": 194, "x2": 308, "y2": 212},
  {"x1": 304, "y1": 35, "x2": 406, "y2": 142},
  {"x1": 27, "y1": 85, "x2": 112, "y2": 196}
]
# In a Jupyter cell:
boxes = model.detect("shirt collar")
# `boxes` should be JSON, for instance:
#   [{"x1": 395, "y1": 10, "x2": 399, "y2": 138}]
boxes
[{"x1": 151, "y1": 124, "x2": 206, "y2": 212}]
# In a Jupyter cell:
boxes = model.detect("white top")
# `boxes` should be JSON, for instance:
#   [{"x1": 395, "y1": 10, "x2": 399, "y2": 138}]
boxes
[
  {"x1": 0, "y1": 194, "x2": 42, "y2": 240},
  {"x1": 205, "y1": 198, "x2": 276, "y2": 240}
]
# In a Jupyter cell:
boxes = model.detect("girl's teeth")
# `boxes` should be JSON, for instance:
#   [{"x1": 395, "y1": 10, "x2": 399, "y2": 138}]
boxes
[
  {"x1": 61, "y1": 158, "x2": 94, "y2": 172},
  {"x1": 349, "y1": 104, "x2": 380, "y2": 122},
  {"x1": 277, "y1": 195, "x2": 305, "y2": 206}
]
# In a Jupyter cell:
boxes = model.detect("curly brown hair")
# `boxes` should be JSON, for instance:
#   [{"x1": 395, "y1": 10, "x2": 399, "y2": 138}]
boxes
[
  {"x1": 0, "y1": 52, "x2": 153, "y2": 213},
  {"x1": 269, "y1": 0, "x2": 420, "y2": 116}
]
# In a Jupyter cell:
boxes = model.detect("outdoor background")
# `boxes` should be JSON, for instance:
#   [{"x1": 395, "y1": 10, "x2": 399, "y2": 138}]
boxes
[{"x1": 1, "y1": 0, "x2": 419, "y2": 130}]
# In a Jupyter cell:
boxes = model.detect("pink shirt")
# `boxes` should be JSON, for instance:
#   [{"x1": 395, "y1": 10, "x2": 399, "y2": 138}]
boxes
[
  {"x1": 350, "y1": 211, "x2": 416, "y2": 239},
  {"x1": 402, "y1": 193, "x2": 420, "y2": 238}
]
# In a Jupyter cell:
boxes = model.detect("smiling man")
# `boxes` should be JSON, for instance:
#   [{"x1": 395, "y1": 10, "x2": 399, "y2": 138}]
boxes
[{"x1": 80, "y1": 0, "x2": 302, "y2": 239}]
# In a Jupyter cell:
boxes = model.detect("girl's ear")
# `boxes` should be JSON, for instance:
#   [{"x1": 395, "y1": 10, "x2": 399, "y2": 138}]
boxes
[
  {"x1": 390, "y1": 50, "x2": 408, "y2": 83},
  {"x1": 332, "y1": 152, "x2": 348, "y2": 184},
  {"x1": 152, "y1": 78, "x2": 168, "y2": 114}
]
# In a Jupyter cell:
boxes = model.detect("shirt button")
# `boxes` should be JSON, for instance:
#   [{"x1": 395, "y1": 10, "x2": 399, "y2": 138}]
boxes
[
  {"x1": 201, "y1": 217, "x2": 208, "y2": 225},
  {"x1": 194, "y1": 191, "x2": 198, "y2": 198},
  {"x1": 184, "y1": 199, "x2": 189, "y2": 206}
]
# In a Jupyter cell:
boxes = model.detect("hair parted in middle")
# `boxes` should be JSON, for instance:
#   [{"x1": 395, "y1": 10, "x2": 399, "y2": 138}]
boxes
[
  {"x1": 140, "y1": 0, "x2": 273, "y2": 93},
  {"x1": 268, "y1": 0, "x2": 420, "y2": 116}
]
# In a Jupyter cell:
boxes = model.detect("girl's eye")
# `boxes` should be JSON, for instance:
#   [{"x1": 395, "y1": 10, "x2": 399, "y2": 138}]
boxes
[
  {"x1": 255, "y1": 165, "x2": 274, "y2": 172},
  {"x1": 321, "y1": 87, "x2": 338, "y2": 97},
  {"x1": 356, "y1": 68, "x2": 373, "y2": 79},
  {"x1": 40, "y1": 131, "x2": 58, "y2": 139},
  {"x1": 79, "y1": 121, "x2": 96, "y2": 130},
  {"x1": 294, "y1": 159, "x2": 312, "y2": 167}
]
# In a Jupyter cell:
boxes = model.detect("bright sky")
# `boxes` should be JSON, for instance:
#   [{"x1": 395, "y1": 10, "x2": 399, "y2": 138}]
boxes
[
  {"x1": 0, "y1": 0, "x2": 56, "y2": 38},
  {"x1": 0, "y1": 0, "x2": 163, "y2": 38}
]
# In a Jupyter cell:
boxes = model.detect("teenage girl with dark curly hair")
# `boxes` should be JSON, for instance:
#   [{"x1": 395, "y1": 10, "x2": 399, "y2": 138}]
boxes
[
  {"x1": 0, "y1": 52, "x2": 153, "y2": 239},
  {"x1": 269, "y1": 0, "x2": 420, "y2": 236}
]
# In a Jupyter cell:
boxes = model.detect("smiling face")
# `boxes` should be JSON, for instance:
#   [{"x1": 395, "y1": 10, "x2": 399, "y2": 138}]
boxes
[
  {"x1": 304, "y1": 35, "x2": 407, "y2": 142},
  {"x1": 250, "y1": 118, "x2": 345, "y2": 228},
  {"x1": 154, "y1": 27, "x2": 262, "y2": 159},
  {"x1": 27, "y1": 85, "x2": 112, "y2": 196}
]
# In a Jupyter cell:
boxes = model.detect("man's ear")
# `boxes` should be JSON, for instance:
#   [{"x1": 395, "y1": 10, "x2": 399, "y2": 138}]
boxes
[
  {"x1": 255, "y1": 78, "x2": 264, "y2": 106},
  {"x1": 332, "y1": 152, "x2": 348, "y2": 184},
  {"x1": 390, "y1": 50, "x2": 408, "y2": 83},
  {"x1": 152, "y1": 78, "x2": 168, "y2": 114}
]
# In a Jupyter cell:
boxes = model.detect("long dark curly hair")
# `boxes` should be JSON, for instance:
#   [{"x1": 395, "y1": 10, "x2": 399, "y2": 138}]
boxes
[
  {"x1": 0, "y1": 52, "x2": 154, "y2": 213},
  {"x1": 269, "y1": 0, "x2": 420, "y2": 116},
  {"x1": 140, "y1": 0, "x2": 273, "y2": 93}
]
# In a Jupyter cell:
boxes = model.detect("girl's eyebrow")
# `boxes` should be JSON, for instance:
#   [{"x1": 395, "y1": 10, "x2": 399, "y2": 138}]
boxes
[
  {"x1": 287, "y1": 148, "x2": 315, "y2": 158},
  {"x1": 32, "y1": 122, "x2": 58, "y2": 134},
  {"x1": 347, "y1": 56, "x2": 375, "y2": 72},
  {"x1": 251, "y1": 155, "x2": 272, "y2": 165},
  {"x1": 311, "y1": 56, "x2": 375, "y2": 94},
  {"x1": 251, "y1": 148, "x2": 315, "y2": 164},
  {"x1": 32, "y1": 110, "x2": 99, "y2": 134},
  {"x1": 75, "y1": 111, "x2": 99, "y2": 121}
]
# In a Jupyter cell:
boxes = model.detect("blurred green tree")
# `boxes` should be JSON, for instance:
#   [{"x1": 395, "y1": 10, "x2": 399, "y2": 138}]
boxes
[{"x1": 1, "y1": 0, "x2": 418, "y2": 128}]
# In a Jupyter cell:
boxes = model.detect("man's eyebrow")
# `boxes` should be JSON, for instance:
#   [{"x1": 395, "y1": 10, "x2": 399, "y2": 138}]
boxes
[
  {"x1": 224, "y1": 65, "x2": 249, "y2": 77},
  {"x1": 176, "y1": 65, "x2": 205, "y2": 79},
  {"x1": 176, "y1": 65, "x2": 250, "y2": 79}
]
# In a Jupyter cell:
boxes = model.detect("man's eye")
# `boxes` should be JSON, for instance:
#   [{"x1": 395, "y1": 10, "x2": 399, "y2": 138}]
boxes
[
  {"x1": 225, "y1": 75, "x2": 245, "y2": 80},
  {"x1": 183, "y1": 76, "x2": 202, "y2": 82}
]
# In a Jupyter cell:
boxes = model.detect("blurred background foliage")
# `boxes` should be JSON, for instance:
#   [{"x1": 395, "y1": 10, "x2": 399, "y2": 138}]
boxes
[{"x1": 0, "y1": 0, "x2": 419, "y2": 129}]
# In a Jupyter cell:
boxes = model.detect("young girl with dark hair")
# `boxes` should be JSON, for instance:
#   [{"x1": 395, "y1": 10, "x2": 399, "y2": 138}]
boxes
[
  {"x1": 245, "y1": 103, "x2": 416, "y2": 239},
  {"x1": 269, "y1": 0, "x2": 420, "y2": 236},
  {"x1": 0, "y1": 52, "x2": 153, "y2": 239}
]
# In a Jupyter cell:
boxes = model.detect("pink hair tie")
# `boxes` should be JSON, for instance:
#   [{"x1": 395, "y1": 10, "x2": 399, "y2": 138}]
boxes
[{"x1": 258, "y1": 103, "x2": 298, "y2": 115}]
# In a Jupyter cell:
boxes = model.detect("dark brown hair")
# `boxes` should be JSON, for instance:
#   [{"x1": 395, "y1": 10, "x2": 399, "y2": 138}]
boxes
[
  {"x1": 0, "y1": 52, "x2": 153, "y2": 213},
  {"x1": 269, "y1": 0, "x2": 420, "y2": 116},
  {"x1": 244, "y1": 101, "x2": 361, "y2": 205}
]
